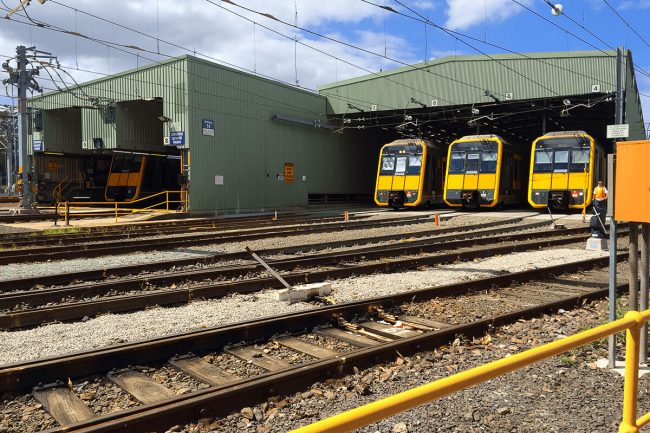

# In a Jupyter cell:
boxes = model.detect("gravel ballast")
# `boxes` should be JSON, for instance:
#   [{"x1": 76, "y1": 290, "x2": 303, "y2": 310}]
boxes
[
  {"x1": 0, "y1": 246, "x2": 606, "y2": 366},
  {"x1": 0, "y1": 215, "x2": 525, "y2": 281},
  {"x1": 186, "y1": 297, "x2": 641, "y2": 433}
]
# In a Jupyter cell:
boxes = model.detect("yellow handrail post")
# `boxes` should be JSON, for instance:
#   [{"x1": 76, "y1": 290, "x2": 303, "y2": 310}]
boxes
[
  {"x1": 64, "y1": 201, "x2": 70, "y2": 226},
  {"x1": 619, "y1": 311, "x2": 643, "y2": 433},
  {"x1": 115, "y1": 201, "x2": 118, "y2": 224}
]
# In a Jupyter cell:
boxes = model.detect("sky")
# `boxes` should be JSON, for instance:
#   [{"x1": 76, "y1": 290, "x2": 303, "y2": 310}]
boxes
[{"x1": 0, "y1": 0, "x2": 649, "y2": 128}]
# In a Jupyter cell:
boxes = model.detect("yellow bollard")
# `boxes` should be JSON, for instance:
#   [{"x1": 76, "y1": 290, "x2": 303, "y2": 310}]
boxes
[
  {"x1": 619, "y1": 311, "x2": 643, "y2": 433},
  {"x1": 344, "y1": 211, "x2": 349, "y2": 222}
]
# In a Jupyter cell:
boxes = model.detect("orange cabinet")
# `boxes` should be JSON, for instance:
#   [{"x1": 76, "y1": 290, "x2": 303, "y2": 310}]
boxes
[{"x1": 615, "y1": 140, "x2": 650, "y2": 223}]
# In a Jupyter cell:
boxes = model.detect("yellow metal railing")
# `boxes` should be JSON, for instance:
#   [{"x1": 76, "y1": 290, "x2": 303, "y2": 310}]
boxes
[
  {"x1": 290, "y1": 309, "x2": 650, "y2": 433},
  {"x1": 54, "y1": 190, "x2": 188, "y2": 224}
]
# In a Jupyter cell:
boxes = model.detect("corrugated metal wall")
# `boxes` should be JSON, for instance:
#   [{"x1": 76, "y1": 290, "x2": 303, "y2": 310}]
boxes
[
  {"x1": 28, "y1": 57, "x2": 189, "y2": 153},
  {"x1": 319, "y1": 51, "x2": 620, "y2": 113},
  {"x1": 186, "y1": 57, "x2": 373, "y2": 212},
  {"x1": 624, "y1": 50, "x2": 647, "y2": 140}
]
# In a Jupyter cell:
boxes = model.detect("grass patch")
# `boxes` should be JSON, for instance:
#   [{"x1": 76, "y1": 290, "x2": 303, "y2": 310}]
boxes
[{"x1": 39, "y1": 227, "x2": 85, "y2": 236}]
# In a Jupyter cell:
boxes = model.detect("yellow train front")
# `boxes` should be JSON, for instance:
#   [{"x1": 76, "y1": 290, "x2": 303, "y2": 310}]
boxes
[
  {"x1": 105, "y1": 151, "x2": 181, "y2": 202},
  {"x1": 528, "y1": 131, "x2": 605, "y2": 210},
  {"x1": 374, "y1": 138, "x2": 444, "y2": 209},
  {"x1": 443, "y1": 135, "x2": 524, "y2": 209}
]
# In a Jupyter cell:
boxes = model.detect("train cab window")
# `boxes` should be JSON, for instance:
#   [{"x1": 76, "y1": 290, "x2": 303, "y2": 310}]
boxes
[
  {"x1": 395, "y1": 156, "x2": 407, "y2": 175},
  {"x1": 406, "y1": 155, "x2": 422, "y2": 174},
  {"x1": 466, "y1": 153, "x2": 479, "y2": 173},
  {"x1": 534, "y1": 150, "x2": 553, "y2": 172},
  {"x1": 480, "y1": 152, "x2": 497, "y2": 173},
  {"x1": 449, "y1": 152, "x2": 465, "y2": 174},
  {"x1": 570, "y1": 149, "x2": 590, "y2": 172},
  {"x1": 553, "y1": 150, "x2": 569, "y2": 173},
  {"x1": 380, "y1": 156, "x2": 395, "y2": 174}
]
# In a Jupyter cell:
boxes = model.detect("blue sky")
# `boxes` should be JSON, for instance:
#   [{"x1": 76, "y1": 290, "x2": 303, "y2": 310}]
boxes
[{"x1": 0, "y1": 0, "x2": 648, "y2": 126}]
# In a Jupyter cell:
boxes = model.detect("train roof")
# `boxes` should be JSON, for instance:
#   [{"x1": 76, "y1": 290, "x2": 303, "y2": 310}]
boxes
[{"x1": 541, "y1": 130, "x2": 590, "y2": 137}]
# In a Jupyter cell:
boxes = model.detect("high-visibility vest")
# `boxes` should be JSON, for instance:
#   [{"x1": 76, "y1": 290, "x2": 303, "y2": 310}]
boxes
[{"x1": 594, "y1": 186, "x2": 607, "y2": 200}]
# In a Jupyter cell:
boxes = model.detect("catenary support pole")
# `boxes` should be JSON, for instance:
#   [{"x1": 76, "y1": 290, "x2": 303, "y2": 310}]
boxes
[
  {"x1": 16, "y1": 45, "x2": 32, "y2": 209},
  {"x1": 608, "y1": 47, "x2": 624, "y2": 368}
]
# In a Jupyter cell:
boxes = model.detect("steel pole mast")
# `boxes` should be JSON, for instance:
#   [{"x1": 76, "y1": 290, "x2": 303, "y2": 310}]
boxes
[{"x1": 15, "y1": 45, "x2": 33, "y2": 208}]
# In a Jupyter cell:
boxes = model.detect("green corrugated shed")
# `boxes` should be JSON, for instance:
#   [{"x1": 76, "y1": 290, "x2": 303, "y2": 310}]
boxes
[
  {"x1": 28, "y1": 55, "x2": 374, "y2": 212},
  {"x1": 29, "y1": 56, "x2": 189, "y2": 154},
  {"x1": 186, "y1": 56, "x2": 371, "y2": 212},
  {"x1": 319, "y1": 49, "x2": 645, "y2": 140}
]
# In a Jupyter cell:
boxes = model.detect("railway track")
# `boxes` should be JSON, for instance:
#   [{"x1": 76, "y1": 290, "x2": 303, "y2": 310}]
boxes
[
  {"x1": 0, "y1": 223, "x2": 608, "y2": 329},
  {"x1": 0, "y1": 216, "x2": 529, "y2": 291},
  {"x1": 0, "y1": 211, "x2": 376, "y2": 247},
  {"x1": 0, "y1": 214, "x2": 435, "y2": 265},
  {"x1": 0, "y1": 254, "x2": 626, "y2": 433}
]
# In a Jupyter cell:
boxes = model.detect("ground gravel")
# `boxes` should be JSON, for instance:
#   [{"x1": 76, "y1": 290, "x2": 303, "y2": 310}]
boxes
[
  {"x1": 0, "y1": 215, "x2": 518, "y2": 281},
  {"x1": 0, "y1": 246, "x2": 605, "y2": 366},
  {"x1": 186, "y1": 297, "x2": 641, "y2": 433}
]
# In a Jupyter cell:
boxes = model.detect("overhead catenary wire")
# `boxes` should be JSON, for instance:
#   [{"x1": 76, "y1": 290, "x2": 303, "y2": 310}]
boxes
[
  {"x1": 1, "y1": 3, "x2": 642, "y2": 137},
  {"x1": 0, "y1": 4, "x2": 409, "y2": 115},
  {"x1": 360, "y1": 0, "x2": 650, "y2": 99},
  {"x1": 510, "y1": 0, "x2": 650, "y2": 82}
]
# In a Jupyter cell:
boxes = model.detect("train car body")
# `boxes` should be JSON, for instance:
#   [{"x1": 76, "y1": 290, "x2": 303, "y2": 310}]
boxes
[
  {"x1": 374, "y1": 138, "x2": 445, "y2": 209},
  {"x1": 443, "y1": 134, "x2": 524, "y2": 209},
  {"x1": 528, "y1": 131, "x2": 605, "y2": 210},
  {"x1": 105, "y1": 151, "x2": 180, "y2": 202}
]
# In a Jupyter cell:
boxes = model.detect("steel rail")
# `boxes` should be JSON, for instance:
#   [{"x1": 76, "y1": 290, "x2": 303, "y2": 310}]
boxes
[
  {"x1": 0, "y1": 223, "x2": 584, "y2": 329},
  {"x1": 12, "y1": 258, "x2": 626, "y2": 433},
  {"x1": 0, "y1": 213, "x2": 373, "y2": 247},
  {"x1": 0, "y1": 226, "x2": 609, "y2": 329},
  {"x1": 0, "y1": 215, "x2": 434, "y2": 265},
  {"x1": 0, "y1": 217, "x2": 529, "y2": 292}
]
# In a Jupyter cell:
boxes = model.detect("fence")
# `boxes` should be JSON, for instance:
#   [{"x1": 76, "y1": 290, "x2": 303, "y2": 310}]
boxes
[
  {"x1": 290, "y1": 309, "x2": 650, "y2": 433},
  {"x1": 54, "y1": 190, "x2": 188, "y2": 224}
]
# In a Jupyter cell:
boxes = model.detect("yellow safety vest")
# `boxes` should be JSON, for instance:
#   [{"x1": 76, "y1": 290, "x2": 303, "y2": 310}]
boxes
[{"x1": 594, "y1": 186, "x2": 606, "y2": 200}]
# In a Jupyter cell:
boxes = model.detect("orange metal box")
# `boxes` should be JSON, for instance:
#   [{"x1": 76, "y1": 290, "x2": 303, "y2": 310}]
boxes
[{"x1": 615, "y1": 140, "x2": 650, "y2": 223}]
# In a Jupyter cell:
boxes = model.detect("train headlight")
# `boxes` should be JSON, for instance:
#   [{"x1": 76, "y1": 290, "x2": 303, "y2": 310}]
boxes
[
  {"x1": 405, "y1": 190, "x2": 418, "y2": 202},
  {"x1": 376, "y1": 190, "x2": 389, "y2": 203}
]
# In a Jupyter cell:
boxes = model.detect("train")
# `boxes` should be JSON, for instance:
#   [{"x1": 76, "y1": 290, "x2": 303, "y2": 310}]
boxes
[
  {"x1": 105, "y1": 151, "x2": 181, "y2": 202},
  {"x1": 374, "y1": 130, "x2": 605, "y2": 211},
  {"x1": 527, "y1": 131, "x2": 605, "y2": 210},
  {"x1": 443, "y1": 134, "x2": 525, "y2": 209},
  {"x1": 374, "y1": 138, "x2": 446, "y2": 209}
]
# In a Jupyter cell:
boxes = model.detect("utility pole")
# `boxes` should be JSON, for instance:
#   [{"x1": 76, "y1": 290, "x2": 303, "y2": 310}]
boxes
[{"x1": 2, "y1": 45, "x2": 55, "y2": 211}]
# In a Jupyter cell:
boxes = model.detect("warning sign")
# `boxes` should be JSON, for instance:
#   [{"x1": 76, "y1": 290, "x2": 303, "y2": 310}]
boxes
[{"x1": 284, "y1": 163, "x2": 294, "y2": 183}]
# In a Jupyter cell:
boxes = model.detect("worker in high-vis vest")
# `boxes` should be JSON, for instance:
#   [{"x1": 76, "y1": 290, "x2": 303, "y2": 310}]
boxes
[{"x1": 593, "y1": 180, "x2": 608, "y2": 216}]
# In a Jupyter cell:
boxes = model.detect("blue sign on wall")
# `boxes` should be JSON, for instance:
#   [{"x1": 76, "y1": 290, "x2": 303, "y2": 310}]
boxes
[
  {"x1": 202, "y1": 119, "x2": 214, "y2": 136},
  {"x1": 33, "y1": 140, "x2": 43, "y2": 152},
  {"x1": 170, "y1": 131, "x2": 185, "y2": 146}
]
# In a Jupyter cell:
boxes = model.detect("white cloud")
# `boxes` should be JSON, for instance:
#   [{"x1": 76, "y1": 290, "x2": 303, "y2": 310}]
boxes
[
  {"x1": 444, "y1": 0, "x2": 531, "y2": 31},
  {"x1": 413, "y1": 1, "x2": 437, "y2": 11},
  {"x1": 0, "y1": 0, "x2": 418, "y2": 99},
  {"x1": 619, "y1": 0, "x2": 650, "y2": 10}
]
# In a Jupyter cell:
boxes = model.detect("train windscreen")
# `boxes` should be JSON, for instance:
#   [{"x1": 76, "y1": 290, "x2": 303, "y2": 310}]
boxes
[
  {"x1": 534, "y1": 137, "x2": 591, "y2": 173},
  {"x1": 449, "y1": 140, "x2": 498, "y2": 174},
  {"x1": 380, "y1": 145, "x2": 423, "y2": 175}
]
